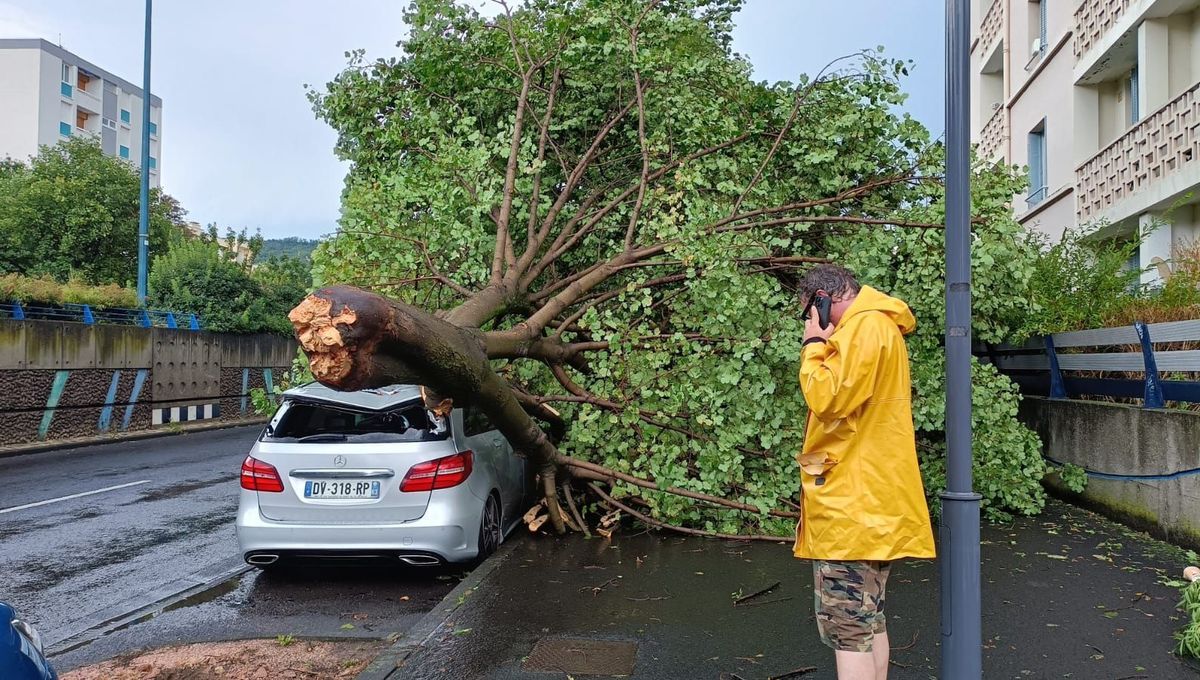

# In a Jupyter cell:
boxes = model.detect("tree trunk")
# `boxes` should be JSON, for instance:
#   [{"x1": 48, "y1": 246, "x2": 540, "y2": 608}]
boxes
[{"x1": 290, "y1": 285, "x2": 566, "y2": 532}]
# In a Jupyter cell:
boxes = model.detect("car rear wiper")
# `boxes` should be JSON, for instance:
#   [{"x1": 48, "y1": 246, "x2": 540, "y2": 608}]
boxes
[{"x1": 297, "y1": 433, "x2": 350, "y2": 442}]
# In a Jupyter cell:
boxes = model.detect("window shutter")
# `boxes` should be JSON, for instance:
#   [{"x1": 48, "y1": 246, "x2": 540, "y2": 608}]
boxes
[
  {"x1": 1028, "y1": 129, "x2": 1045, "y2": 204},
  {"x1": 1040, "y1": 0, "x2": 1047, "y2": 46},
  {"x1": 1130, "y1": 68, "x2": 1140, "y2": 122}
]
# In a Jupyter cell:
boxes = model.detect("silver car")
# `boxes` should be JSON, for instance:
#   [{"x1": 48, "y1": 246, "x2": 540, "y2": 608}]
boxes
[{"x1": 235, "y1": 383, "x2": 528, "y2": 567}]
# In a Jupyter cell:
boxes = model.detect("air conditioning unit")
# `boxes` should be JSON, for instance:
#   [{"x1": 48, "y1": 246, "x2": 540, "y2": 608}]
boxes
[{"x1": 1030, "y1": 38, "x2": 1044, "y2": 57}]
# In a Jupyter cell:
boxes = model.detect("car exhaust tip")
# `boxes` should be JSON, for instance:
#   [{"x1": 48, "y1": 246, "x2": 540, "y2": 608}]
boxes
[
  {"x1": 247, "y1": 554, "x2": 279, "y2": 565},
  {"x1": 398, "y1": 554, "x2": 441, "y2": 566}
]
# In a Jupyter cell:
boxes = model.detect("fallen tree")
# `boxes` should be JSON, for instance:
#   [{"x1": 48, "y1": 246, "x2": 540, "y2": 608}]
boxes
[{"x1": 299, "y1": 0, "x2": 1045, "y2": 535}]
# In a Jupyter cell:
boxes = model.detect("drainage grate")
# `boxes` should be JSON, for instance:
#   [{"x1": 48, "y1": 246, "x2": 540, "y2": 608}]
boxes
[{"x1": 522, "y1": 637, "x2": 638, "y2": 675}]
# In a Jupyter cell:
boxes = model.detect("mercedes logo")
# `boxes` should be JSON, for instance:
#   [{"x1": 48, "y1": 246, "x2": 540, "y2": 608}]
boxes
[{"x1": 333, "y1": 455, "x2": 347, "y2": 468}]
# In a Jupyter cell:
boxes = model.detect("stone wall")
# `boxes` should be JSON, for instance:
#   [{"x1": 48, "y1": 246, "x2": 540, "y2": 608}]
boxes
[
  {"x1": 1020, "y1": 396, "x2": 1200, "y2": 548},
  {"x1": 0, "y1": 319, "x2": 295, "y2": 445}
]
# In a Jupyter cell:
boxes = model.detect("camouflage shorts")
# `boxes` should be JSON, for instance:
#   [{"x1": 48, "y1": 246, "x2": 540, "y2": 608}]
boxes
[{"x1": 813, "y1": 560, "x2": 892, "y2": 652}]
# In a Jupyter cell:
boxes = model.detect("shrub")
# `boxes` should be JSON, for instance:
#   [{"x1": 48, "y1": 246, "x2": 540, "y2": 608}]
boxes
[{"x1": 0, "y1": 273, "x2": 137, "y2": 308}]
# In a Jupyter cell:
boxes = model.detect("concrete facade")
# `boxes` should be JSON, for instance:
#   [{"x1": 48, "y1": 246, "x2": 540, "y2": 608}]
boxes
[
  {"x1": 973, "y1": 0, "x2": 1200, "y2": 283},
  {"x1": 0, "y1": 320, "x2": 295, "y2": 446},
  {"x1": 1020, "y1": 395, "x2": 1200, "y2": 547},
  {"x1": 0, "y1": 39, "x2": 162, "y2": 187}
]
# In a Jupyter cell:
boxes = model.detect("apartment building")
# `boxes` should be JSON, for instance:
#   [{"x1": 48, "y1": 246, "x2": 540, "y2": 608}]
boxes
[
  {"x1": 0, "y1": 39, "x2": 161, "y2": 187},
  {"x1": 972, "y1": 0, "x2": 1200, "y2": 283}
]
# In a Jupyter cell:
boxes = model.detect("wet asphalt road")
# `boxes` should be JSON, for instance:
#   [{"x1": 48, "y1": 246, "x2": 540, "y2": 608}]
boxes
[{"x1": 0, "y1": 427, "x2": 460, "y2": 672}]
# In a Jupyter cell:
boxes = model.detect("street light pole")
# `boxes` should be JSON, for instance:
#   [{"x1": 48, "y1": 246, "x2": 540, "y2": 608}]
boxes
[
  {"x1": 942, "y1": 0, "x2": 983, "y2": 677},
  {"x1": 136, "y1": 0, "x2": 152, "y2": 306}
]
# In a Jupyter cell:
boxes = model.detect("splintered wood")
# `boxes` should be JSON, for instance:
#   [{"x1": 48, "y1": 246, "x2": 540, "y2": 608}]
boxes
[{"x1": 289, "y1": 295, "x2": 357, "y2": 384}]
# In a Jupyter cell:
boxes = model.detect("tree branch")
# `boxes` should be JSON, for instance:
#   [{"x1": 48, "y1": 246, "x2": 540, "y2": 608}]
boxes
[{"x1": 587, "y1": 482, "x2": 789, "y2": 542}]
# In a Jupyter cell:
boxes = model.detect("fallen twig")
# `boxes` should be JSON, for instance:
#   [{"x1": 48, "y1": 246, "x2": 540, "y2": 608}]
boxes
[
  {"x1": 767, "y1": 667, "x2": 818, "y2": 679},
  {"x1": 888, "y1": 659, "x2": 911, "y2": 669},
  {"x1": 733, "y1": 581, "x2": 781, "y2": 606},
  {"x1": 892, "y1": 630, "x2": 919, "y2": 651},
  {"x1": 733, "y1": 595, "x2": 793, "y2": 608},
  {"x1": 581, "y1": 576, "x2": 621, "y2": 595},
  {"x1": 625, "y1": 594, "x2": 672, "y2": 601}
]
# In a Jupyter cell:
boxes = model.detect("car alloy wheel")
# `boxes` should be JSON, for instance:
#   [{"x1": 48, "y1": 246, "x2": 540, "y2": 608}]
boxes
[{"x1": 478, "y1": 495, "x2": 502, "y2": 560}]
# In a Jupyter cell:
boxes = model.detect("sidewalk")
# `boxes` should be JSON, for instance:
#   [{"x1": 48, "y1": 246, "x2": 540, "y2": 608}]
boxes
[{"x1": 367, "y1": 498, "x2": 1200, "y2": 679}]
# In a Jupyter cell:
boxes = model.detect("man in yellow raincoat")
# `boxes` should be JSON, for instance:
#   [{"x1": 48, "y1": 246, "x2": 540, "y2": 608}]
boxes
[{"x1": 795, "y1": 264, "x2": 936, "y2": 680}]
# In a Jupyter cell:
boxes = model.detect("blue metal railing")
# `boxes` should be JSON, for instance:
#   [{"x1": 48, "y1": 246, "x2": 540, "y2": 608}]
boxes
[
  {"x1": 985, "y1": 318, "x2": 1200, "y2": 407},
  {"x1": 0, "y1": 301, "x2": 200, "y2": 330}
]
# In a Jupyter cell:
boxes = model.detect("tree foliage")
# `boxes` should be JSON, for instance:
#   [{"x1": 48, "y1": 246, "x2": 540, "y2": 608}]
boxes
[
  {"x1": 304, "y1": 0, "x2": 1046, "y2": 533},
  {"x1": 148, "y1": 226, "x2": 309, "y2": 334},
  {"x1": 0, "y1": 137, "x2": 181, "y2": 285}
]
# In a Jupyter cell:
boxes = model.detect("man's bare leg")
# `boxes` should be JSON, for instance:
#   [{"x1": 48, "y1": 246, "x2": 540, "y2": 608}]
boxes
[
  {"x1": 872, "y1": 631, "x2": 889, "y2": 679},
  {"x1": 834, "y1": 650, "x2": 877, "y2": 680}
]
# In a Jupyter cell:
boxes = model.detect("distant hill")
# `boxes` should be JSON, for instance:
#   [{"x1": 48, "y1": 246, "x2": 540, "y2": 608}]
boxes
[{"x1": 259, "y1": 237, "x2": 320, "y2": 261}]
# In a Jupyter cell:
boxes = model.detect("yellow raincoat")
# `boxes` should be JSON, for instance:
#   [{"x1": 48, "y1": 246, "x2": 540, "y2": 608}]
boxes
[{"x1": 794, "y1": 285, "x2": 936, "y2": 561}]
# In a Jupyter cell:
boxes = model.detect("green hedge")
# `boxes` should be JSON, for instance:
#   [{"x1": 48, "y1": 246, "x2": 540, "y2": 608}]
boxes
[{"x1": 0, "y1": 273, "x2": 138, "y2": 308}]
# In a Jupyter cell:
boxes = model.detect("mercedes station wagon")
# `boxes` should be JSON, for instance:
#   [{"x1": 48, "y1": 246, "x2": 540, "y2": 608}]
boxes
[{"x1": 236, "y1": 383, "x2": 529, "y2": 567}]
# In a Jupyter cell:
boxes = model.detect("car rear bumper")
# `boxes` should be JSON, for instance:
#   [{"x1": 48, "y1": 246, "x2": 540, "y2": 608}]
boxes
[{"x1": 235, "y1": 492, "x2": 481, "y2": 564}]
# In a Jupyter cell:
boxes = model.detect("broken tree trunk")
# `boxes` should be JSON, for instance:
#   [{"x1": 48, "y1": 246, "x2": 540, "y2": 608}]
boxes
[{"x1": 290, "y1": 285, "x2": 568, "y2": 533}]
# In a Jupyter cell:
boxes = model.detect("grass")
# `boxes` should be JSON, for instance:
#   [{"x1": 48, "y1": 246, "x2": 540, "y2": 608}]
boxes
[{"x1": 1177, "y1": 580, "x2": 1200, "y2": 658}]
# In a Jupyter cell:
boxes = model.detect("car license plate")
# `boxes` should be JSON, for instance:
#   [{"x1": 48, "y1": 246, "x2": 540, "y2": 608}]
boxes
[{"x1": 304, "y1": 480, "x2": 381, "y2": 499}]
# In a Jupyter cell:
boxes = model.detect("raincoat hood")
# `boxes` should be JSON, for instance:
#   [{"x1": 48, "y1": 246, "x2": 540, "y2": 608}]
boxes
[{"x1": 838, "y1": 285, "x2": 916, "y2": 336}]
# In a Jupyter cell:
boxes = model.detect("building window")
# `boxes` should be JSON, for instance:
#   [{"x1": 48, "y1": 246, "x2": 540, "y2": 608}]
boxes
[
  {"x1": 76, "y1": 71, "x2": 91, "y2": 92},
  {"x1": 149, "y1": 122, "x2": 158, "y2": 136},
  {"x1": 1027, "y1": 121, "x2": 1047, "y2": 207},
  {"x1": 120, "y1": 109, "x2": 130, "y2": 124},
  {"x1": 60, "y1": 81, "x2": 72, "y2": 98},
  {"x1": 148, "y1": 156, "x2": 157, "y2": 169},
  {"x1": 1031, "y1": 0, "x2": 1047, "y2": 58},
  {"x1": 61, "y1": 62, "x2": 70, "y2": 82},
  {"x1": 59, "y1": 121, "x2": 71, "y2": 137},
  {"x1": 1129, "y1": 67, "x2": 1140, "y2": 124},
  {"x1": 119, "y1": 145, "x2": 130, "y2": 159},
  {"x1": 76, "y1": 110, "x2": 89, "y2": 130}
]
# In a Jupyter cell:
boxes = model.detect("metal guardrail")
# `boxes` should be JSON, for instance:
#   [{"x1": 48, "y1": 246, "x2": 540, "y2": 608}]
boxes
[
  {"x1": 985, "y1": 319, "x2": 1200, "y2": 408},
  {"x1": 0, "y1": 301, "x2": 200, "y2": 330}
]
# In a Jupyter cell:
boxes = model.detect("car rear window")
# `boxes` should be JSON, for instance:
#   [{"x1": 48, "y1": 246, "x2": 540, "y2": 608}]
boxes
[{"x1": 264, "y1": 399, "x2": 449, "y2": 443}]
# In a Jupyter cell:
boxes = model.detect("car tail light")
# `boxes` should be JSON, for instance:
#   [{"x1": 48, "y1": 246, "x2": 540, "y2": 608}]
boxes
[
  {"x1": 241, "y1": 456, "x2": 284, "y2": 492},
  {"x1": 400, "y1": 451, "x2": 474, "y2": 492}
]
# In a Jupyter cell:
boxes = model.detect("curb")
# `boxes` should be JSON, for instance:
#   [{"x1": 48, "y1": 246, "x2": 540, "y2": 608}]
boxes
[
  {"x1": 46, "y1": 556, "x2": 252, "y2": 656},
  {"x1": 356, "y1": 541, "x2": 518, "y2": 680},
  {"x1": 0, "y1": 418, "x2": 268, "y2": 459}
]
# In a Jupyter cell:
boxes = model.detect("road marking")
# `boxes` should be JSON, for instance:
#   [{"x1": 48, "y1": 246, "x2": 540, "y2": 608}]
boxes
[{"x1": 0, "y1": 480, "x2": 151, "y2": 515}]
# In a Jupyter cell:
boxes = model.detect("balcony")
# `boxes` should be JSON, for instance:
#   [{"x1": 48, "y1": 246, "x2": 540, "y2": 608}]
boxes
[
  {"x1": 979, "y1": 0, "x2": 1003, "y2": 58},
  {"x1": 1076, "y1": 80, "x2": 1200, "y2": 222},
  {"x1": 1074, "y1": 0, "x2": 1136, "y2": 60},
  {"x1": 979, "y1": 106, "x2": 1007, "y2": 161}
]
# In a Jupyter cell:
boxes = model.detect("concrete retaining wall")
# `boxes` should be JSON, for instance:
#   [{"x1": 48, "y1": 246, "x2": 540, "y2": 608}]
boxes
[
  {"x1": 1020, "y1": 396, "x2": 1200, "y2": 547},
  {"x1": 0, "y1": 319, "x2": 296, "y2": 445}
]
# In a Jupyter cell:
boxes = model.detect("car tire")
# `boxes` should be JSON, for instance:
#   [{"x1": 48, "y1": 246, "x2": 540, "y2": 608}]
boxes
[{"x1": 476, "y1": 494, "x2": 503, "y2": 562}]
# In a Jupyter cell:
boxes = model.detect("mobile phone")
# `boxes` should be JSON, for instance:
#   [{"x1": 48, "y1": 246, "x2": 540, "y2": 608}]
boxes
[{"x1": 802, "y1": 292, "x2": 832, "y2": 330}]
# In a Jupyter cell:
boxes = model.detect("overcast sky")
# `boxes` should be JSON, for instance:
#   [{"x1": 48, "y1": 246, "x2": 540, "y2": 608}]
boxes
[{"x1": 0, "y1": 1, "x2": 943, "y2": 240}]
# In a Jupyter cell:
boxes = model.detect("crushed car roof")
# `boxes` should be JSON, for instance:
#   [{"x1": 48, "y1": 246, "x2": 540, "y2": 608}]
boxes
[{"x1": 282, "y1": 382, "x2": 424, "y2": 411}]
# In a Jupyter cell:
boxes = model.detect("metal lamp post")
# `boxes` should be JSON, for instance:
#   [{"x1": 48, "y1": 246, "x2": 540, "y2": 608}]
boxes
[
  {"x1": 942, "y1": 0, "x2": 983, "y2": 677},
  {"x1": 136, "y1": 0, "x2": 152, "y2": 306}
]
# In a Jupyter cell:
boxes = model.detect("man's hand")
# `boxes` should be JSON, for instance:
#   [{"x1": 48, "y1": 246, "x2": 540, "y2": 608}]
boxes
[{"x1": 803, "y1": 307, "x2": 835, "y2": 343}]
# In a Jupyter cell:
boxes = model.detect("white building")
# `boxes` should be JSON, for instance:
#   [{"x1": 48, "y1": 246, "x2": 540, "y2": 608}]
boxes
[
  {"x1": 972, "y1": 0, "x2": 1200, "y2": 284},
  {"x1": 0, "y1": 38, "x2": 161, "y2": 187}
]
